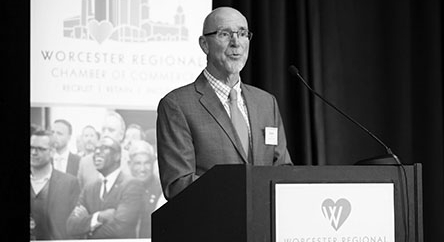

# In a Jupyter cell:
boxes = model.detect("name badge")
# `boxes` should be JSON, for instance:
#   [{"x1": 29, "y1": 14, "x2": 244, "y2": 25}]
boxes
[{"x1": 265, "y1": 127, "x2": 278, "y2": 145}]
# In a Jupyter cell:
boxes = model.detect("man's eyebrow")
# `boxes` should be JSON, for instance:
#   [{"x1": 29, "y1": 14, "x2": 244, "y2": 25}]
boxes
[{"x1": 216, "y1": 26, "x2": 248, "y2": 30}]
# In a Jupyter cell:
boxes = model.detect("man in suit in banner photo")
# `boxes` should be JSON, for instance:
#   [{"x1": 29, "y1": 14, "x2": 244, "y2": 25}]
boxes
[
  {"x1": 77, "y1": 125, "x2": 100, "y2": 158},
  {"x1": 51, "y1": 119, "x2": 81, "y2": 176},
  {"x1": 66, "y1": 137, "x2": 144, "y2": 239},
  {"x1": 156, "y1": 6, "x2": 293, "y2": 200},
  {"x1": 30, "y1": 130, "x2": 80, "y2": 240},
  {"x1": 77, "y1": 111, "x2": 131, "y2": 189}
]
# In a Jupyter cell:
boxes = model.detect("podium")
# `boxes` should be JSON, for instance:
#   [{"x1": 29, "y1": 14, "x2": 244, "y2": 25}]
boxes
[{"x1": 152, "y1": 164, "x2": 423, "y2": 242}]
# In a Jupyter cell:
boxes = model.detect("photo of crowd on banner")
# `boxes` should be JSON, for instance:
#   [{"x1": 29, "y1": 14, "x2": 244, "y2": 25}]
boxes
[{"x1": 30, "y1": 110, "x2": 166, "y2": 240}]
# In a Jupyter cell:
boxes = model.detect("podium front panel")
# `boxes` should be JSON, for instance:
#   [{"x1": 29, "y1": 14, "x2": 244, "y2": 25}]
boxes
[
  {"x1": 274, "y1": 183, "x2": 395, "y2": 242},
  {"x1": 152, "y1": 164, "x2": 422, "y2": 242}
]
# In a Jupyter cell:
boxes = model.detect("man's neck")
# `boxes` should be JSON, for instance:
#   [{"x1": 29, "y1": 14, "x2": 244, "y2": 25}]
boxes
[
  {"x1": 56, "y1": 146, "x2": 69, "y2": 155},
  {"x1": 100, "y1": 165, "x2": 120, "y2": 178},
  {"x1": 31, "y1": 163, "x2": 52, "y2": 180},
  {"x1": 206, "y1": 66, "x2": 240, "y2": 88},
  {"x1": 225, "y1": 74, "x2": 240, "y2": 88}
]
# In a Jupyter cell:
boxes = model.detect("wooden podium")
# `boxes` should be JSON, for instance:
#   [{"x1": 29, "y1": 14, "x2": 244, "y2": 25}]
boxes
[{"x1": 152, "y1": 164, "x2": 423, "y2": 242}]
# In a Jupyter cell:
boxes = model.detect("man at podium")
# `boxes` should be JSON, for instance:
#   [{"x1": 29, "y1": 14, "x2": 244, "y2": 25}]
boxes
[{"x1": 156, "y1": 7, "x2": 293, "y2": 200}]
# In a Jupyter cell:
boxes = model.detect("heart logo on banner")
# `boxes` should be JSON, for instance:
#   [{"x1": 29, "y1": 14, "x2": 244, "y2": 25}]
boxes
[
  {"x1": 321, "y1": 198, "x2": 351, "y2": 231},
  {"x1": 88, "y1": 20, "x2": 114, "y2": 44}
]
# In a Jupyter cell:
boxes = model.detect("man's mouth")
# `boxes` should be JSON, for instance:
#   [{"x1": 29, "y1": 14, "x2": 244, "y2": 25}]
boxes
[
  {"x1": 228, "y1": 53, "x2": 242, "y2": 59},
  {"x1": 94, "y1": 157, "x2": 105, "y2": 166}
]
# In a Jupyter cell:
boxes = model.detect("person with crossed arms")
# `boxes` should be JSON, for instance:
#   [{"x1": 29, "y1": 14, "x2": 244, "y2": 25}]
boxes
[{"x1": 66, "y1": 137, "x2": 144, "y2": 239}]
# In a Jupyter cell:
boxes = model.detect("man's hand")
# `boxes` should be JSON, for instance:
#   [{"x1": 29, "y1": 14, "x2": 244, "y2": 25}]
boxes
[
  {"x1": 98, "y1": 208, "x2": 116, "y2": 224},
  {"x1": 72, "y1": 205, "x2": 88, "y2": 218}
]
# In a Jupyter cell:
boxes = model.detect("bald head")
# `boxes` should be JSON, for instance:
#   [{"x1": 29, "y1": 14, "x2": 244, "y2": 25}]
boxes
[
  {"x1": 202, "y1": 7, "x2": 248, "y2": 35},
  {"x1": 199, "y1": 7, "x2": 251, "y2": 82}
]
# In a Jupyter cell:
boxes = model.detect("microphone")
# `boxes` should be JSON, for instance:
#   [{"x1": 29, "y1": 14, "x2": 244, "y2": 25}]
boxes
[{"x1": 288, "y1": 65, "x2": 401, "y2": 165}]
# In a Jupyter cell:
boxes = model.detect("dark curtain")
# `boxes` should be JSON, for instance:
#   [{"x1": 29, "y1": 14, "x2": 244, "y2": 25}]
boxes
[{"x1": 214, "y1": 0, "x2": 443, "y2": 240}]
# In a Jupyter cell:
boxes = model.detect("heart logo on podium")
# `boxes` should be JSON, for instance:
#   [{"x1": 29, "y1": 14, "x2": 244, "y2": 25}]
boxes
[
  {"x1": 321, "y1": 198, "x2": 351, "y2": 231},
  {"x1": 88, "y1": 20, "x2": 114, "y2": 44}
]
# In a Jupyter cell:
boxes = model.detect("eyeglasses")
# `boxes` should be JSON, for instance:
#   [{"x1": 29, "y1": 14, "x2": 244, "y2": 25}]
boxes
[
  {"x1": 30, "y1": 146, "x2": 50, "y2": 152},
  {"x1": 203, "y1": 29, "x2": 253, "y2": 41}
]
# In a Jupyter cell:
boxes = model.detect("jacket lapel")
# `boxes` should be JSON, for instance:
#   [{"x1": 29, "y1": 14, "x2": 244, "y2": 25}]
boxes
[
  {"x1": 194, "y1": 73, "x2": 248, "y2": 163},
  {"x1": 66, "y1": 153, "x2": 73, "y2": 174}
]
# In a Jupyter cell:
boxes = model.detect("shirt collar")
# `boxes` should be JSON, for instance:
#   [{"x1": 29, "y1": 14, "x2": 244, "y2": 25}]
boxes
[
  {"x1": 99, "y1": 168, "x2": 121, "y2": 188},
  {"x1": 232, "y1": 79, "x2": 242, "y2": 94},
  {"x1": 54, "y1": 148, "x2": 69, "y2": 161},
  {"x1": 203, "y1": 68, "x2": 243, "y2": 100},
  {"x1": 30, "y1": 164, "x2": 53, "y2": 181}
]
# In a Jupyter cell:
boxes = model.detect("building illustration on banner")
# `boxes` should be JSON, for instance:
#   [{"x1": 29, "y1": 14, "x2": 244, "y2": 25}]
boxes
[{"x1": 63, "y1": 0, "x2": 188, "y2": 44}]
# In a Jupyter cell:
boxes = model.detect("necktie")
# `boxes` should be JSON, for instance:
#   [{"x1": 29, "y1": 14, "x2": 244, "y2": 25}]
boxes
[
  {"x1": 102, "y1": 179, "x2": 108, "y2": 200},
  {"x1": 229, "y1": 88, "x2": 249, "y2": 158}
]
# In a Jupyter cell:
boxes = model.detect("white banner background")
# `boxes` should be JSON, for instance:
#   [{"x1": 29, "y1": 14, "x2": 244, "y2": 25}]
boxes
[
  {"x1": 31, "y1": 0, "x2": 211, "y2": 110},
  {"x1": 30, "y1": 1, "x2": 211, "y2": 241}
]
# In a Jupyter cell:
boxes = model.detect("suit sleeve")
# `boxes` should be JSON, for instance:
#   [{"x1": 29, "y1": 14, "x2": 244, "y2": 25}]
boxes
[
  {"x1": 90, "y1": 179, "x2": 144, "y2": 238},
  {"x1": 66, "y1": 185, "x2": 94, "y2": 237},
  {"x1": 272, "y1": 95, "x2": 293, "y2": 166},
  {"x1": 64, "y1": 177, "x2": 82, "y2": 239},
  {"x1": 67, "y1": 153, "x2": 81, "y2": 177},
  {"x1": 156, "y1": 95, "x2": 199, "y2": 200}
]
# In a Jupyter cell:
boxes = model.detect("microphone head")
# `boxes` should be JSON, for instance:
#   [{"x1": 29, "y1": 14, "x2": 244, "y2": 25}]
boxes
[{"x1": 288, "y1": 65, "x2": 299, "y2": 76}]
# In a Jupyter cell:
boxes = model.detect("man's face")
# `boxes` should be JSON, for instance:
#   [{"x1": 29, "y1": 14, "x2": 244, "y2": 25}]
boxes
[
  {"x1": 30, "y1": 135, "x2": 53, "y2": 169},
  {"x1": 129, "y1": 153, "x2": 155, "y2": 182},
  {"x1": 102, "y1": 116, "x2": 124, "y2": 143},
  {"x1": 93, "y1": 138, "x2": 120, "y2": 176},
  {"x1": 202, "y1": 9, "x2": 250, "y2": 76},
  {"x1": 52, "y1": 122, "x2": 71, "y2": 150},
  {"x1": 82, "y1": 127, "x2": 99, "y2": 153}
]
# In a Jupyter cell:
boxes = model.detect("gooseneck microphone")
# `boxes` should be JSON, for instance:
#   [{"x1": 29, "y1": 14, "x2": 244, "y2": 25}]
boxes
[{"x1": 288, "y1": 65, "x2": 401, "y2": 165}]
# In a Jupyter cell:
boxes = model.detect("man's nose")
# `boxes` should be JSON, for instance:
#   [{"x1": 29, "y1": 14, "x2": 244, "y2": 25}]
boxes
[
  {"x1": 229, "y1": 33, "x2": 241, "y2": 46},
  {"x1": 230, "y1": 40, "x2": 240, "y2": 47}
]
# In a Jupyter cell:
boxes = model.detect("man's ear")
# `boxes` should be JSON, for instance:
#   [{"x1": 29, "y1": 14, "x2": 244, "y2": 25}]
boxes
[
  {"x1": 199, "y1": 36, "x2": 209, "y2": 54},
  {"x1": 114, "y1": 153, "x2": 122, "y2": 165}
]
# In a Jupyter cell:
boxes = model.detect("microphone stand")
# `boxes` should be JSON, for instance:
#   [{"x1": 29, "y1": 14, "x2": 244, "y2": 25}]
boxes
[{"x1": 288, "y1": 65, "x2": 401, "y2": 165}]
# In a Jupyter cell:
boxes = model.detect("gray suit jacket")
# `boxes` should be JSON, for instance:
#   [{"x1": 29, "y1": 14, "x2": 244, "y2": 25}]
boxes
[
  {"x1": 157, "y1": 72, "x2": 292, "y2": 199},
  {"x1": 30, "y1": 169, "x2": 80, "y2": 240},
  {"x1": 66, "y1": 172, "x2": 144, "y2": 239}
]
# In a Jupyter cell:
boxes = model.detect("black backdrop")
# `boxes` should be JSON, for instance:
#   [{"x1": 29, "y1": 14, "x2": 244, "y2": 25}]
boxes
[
  {"x1": 213, "y1": 0, "x2": 443, "y2": 240},
  {"x1": 2, "y1": 0, "x2": 442, "y2": 240}
]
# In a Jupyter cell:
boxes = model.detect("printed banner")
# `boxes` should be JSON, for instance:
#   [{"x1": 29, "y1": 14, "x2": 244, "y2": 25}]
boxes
[{"x1": 31, "y1": 0, "x2": 211, "y2": 110}]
